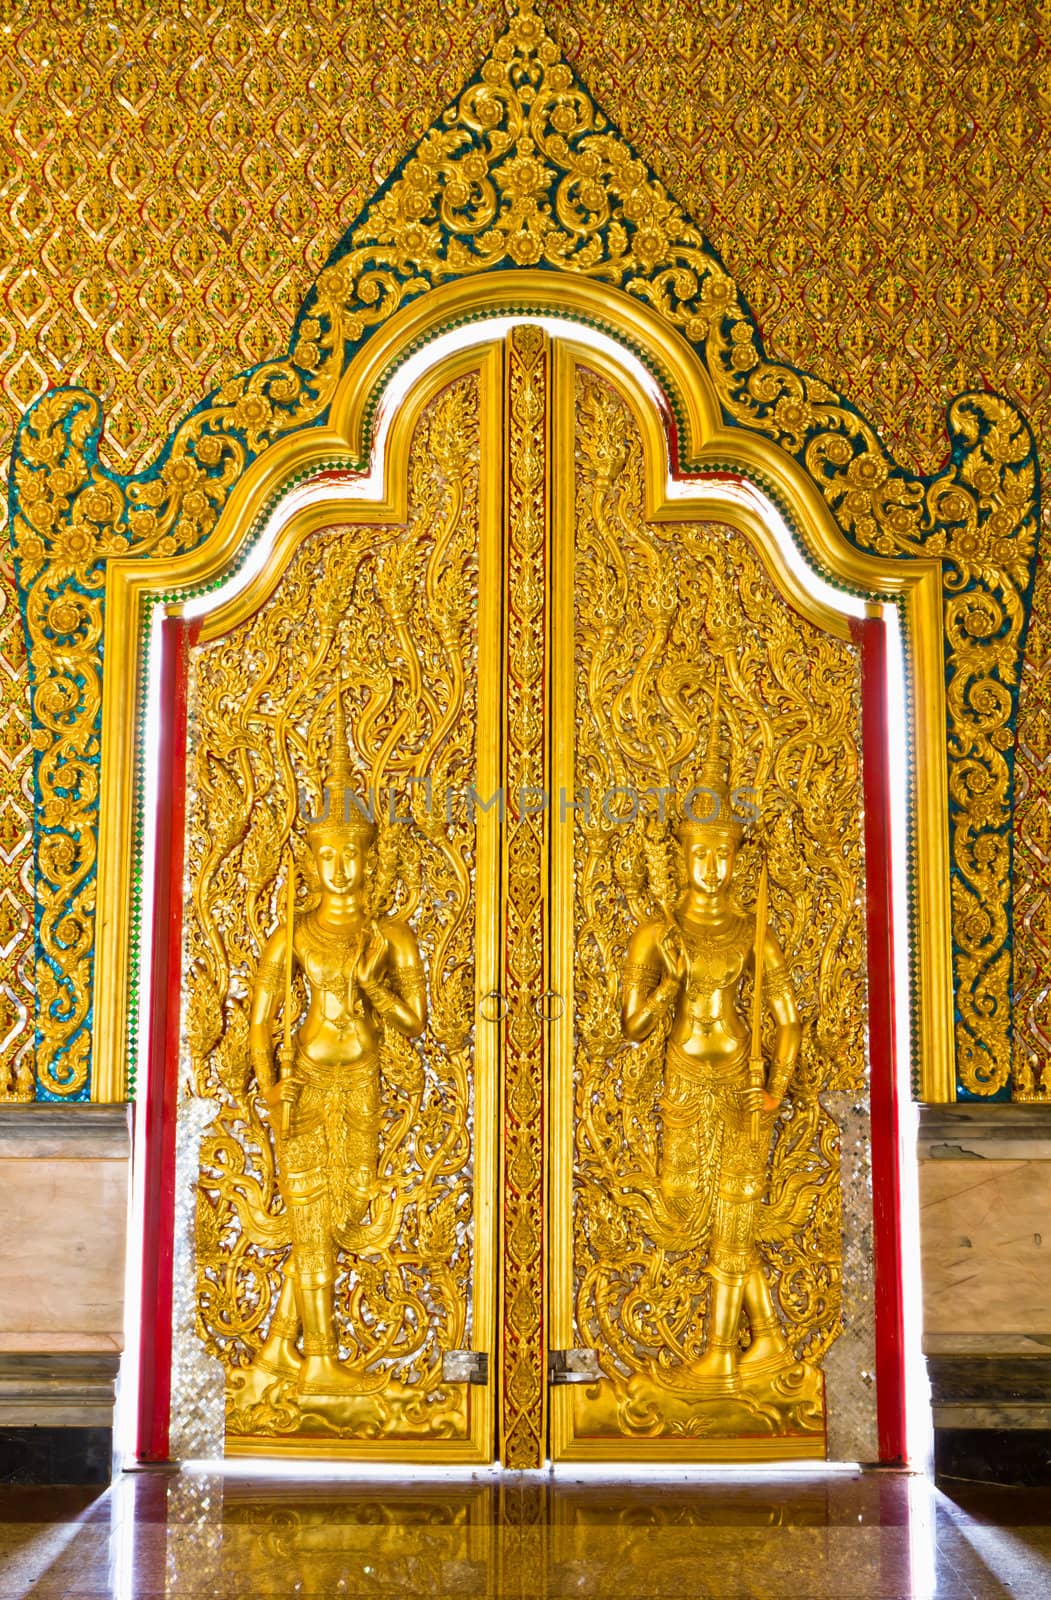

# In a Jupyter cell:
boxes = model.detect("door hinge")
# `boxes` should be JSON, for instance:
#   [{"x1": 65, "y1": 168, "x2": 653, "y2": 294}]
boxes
[
  {"x1": 442, "y1": 1350, "x2": 489, "y2": 1385},
  {"x1": 549, "y1": 1348, "x2": 601, "y2": 1384}
]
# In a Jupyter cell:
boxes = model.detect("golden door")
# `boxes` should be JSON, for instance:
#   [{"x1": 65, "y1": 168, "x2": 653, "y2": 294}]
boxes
[
  {"x1": 546, "y1": 339, "x2": 868, "y2": 1464},
  {"x1": 175, "y1": 327, "x2": 872, "y2": 1466},
  {"x1": 179, "y1": 347, "x2": 504, "y2": 1463}
]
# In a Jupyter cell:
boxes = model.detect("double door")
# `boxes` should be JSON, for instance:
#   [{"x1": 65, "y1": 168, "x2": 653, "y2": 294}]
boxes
[{"x1": 180, "y1": 326, "x2": 869, "y2": 1464}]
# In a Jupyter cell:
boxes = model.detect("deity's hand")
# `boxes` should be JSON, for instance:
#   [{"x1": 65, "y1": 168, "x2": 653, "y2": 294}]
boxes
[
  {"x1": 356, "y1": 921, "x2": 388, "y2": 987},
  {"x1": 742, "y1": 1084, "x2": 781, "y2": 1118},
  {"x1": 657, "y1": 924, "x2": 686, "y2": 984},
  {"x1": 264, "y1": 1075, "x2": 300, "y2": 1116}
]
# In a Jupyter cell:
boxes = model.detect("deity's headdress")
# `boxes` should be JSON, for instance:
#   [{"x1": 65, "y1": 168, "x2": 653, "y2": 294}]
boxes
[
  {"x1": 677, "y1": 666, "x2": 746, "y2": 844},
  {"x1": 303, "y1": 662, "x2": 375, "y2": 844}
]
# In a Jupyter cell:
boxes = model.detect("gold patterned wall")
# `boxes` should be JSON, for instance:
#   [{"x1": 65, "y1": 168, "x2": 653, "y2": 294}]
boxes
[{"x1": 1, "y1": 0, "x2": 1048, "y2": 1099}]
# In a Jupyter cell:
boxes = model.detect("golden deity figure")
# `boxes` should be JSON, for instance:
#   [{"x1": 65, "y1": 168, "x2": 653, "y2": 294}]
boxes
[
  {"x1": 622, "y1": 687, "x2": 802, "y2": 1394},
  {"x1": 236, "y1": 687, "x2": 427, "y2": 1408}
]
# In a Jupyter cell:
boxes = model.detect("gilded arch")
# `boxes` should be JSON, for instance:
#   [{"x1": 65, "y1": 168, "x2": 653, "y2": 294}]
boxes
[{"x1": 8, "y1": 0, "x2": 1039, "y2": 1103}]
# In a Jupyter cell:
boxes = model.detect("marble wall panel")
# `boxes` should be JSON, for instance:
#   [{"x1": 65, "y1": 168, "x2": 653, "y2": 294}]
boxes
[
  {"x1": 918, "y1": 1106, "x2": 1051, "y2": 1477},
  {"x1": 0, "y1": 1109, "x2": 130, "y2": 1354},
  {"x1": 920, "y1": 1160, "x2": 1051, "y2": 1339}
]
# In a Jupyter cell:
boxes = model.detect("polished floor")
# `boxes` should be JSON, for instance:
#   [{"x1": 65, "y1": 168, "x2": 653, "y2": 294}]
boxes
[{"x1": 0, "y1": 1471, "x2": 1049, "y2": 1599}]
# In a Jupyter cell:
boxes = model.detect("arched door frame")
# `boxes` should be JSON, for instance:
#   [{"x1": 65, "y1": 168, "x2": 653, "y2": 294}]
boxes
[
  {"x1": 96, "y1": 278, "x2": 950, "y2": 1110},
  {"x1": 106, "y1": 291, "x2": 931, "y2": 1465}
]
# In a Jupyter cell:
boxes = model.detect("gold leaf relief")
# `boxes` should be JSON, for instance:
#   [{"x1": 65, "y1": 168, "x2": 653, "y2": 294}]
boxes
[
  {"x1": 187, "y1": 377, "x2": 481, "y2": 1440},
  {"x1": 569, "y1": 369, "x2": 865, "y2": 1426}
]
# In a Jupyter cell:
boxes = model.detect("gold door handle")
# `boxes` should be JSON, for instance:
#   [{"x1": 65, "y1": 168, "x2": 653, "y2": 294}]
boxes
[
  {"x1": 533, "y1": 989, "x2": 565, "y2": 1022},
  {"x1": 478, "y1": 990, "x2": 508, "y2": 1023}
]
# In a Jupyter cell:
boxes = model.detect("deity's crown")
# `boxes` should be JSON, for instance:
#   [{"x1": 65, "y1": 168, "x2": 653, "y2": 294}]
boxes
[
  {"x1": 676, "y1": 666, "x2": 746, "y2": 843},
  {"x1": 303, "y1": 663, "x2": 375, "y2": 843}
]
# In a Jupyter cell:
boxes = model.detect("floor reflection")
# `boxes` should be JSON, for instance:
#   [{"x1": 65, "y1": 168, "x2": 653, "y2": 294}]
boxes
[{"x1": 0, "y1": 1469, "x2": 1049, "y2": 1598}]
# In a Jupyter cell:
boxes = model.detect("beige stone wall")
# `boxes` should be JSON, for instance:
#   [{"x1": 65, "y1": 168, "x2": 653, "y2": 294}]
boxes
[
  {"x1": 0, "y1": 1110, "x2": 129, "y2": 1354},
  {"x1": 920, "y1": 1106, "x2": 1051, "y2": 1343},
  {"x1": 0, "y1": 1108, "x2": 129, "y2": 1429},
  {"x1": 919, "y1": 1106, "x2": 1051, "y2": 1435},
  {"x1": 922, "y1": 1175, "x2": 1050, "y2": 1344}
]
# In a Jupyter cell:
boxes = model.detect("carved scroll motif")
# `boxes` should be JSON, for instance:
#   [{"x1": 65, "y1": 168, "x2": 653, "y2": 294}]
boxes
[{"x1": 500, "y1": 325, "x2": 549, "y2": 1468}]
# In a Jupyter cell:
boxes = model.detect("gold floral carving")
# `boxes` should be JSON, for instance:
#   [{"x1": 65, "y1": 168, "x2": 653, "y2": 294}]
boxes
[
  {"x1": 6, "y1": 1, "x2": 1039, "y2": 1099},
  {"x1": 500, "y1": 324, "x2": 548, "y2": 1468},
  {"x1": 188, "y1": 379, "x2": 484, "y2": 1447},
  {"x1": 803, "y1": 392, "x2": 1037, "y2": 1096},
  {"x1": 564, "y1": 370, "x2": 864, "y2": 1446}
]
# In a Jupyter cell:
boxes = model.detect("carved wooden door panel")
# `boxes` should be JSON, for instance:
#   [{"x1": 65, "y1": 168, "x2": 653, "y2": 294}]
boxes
[
  {"x1": 175, "y1": 352, "x2": 504, "y2": 1463},
  {"x1": 544, "y1": 343, "x2": 877, "y2": 1464}
]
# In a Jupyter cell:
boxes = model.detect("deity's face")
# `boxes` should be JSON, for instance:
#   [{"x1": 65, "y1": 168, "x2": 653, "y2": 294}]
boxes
[
  {"x1": 682, "y1": 829, "x2": 737, "y2": 896},
  {"x1": 308, "y1": 828, "x2": 369, "y2": 896}
]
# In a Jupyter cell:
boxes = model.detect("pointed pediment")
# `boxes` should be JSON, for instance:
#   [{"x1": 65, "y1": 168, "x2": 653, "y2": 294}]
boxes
[
  {"x1": 292, "y1": 0, "x2": 746, "y2": 386},
  {"x1": 12, "y1": 0, "x2": 1034, "y2": 585}
]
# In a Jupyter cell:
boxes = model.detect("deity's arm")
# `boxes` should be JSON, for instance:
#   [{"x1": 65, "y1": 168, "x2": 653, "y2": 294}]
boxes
[
  {"x1": 248, "y1": 925, "x2": 289, "y2": 1093},
  {"x1": 762, "y1": 928, "x2": 801, "y2": 1104},
  {"x1": 622, "y1": 921, "x2": 680, "y2": 1042},
  {"x1": 361, "y1": 919, "x2": 427, "y2": 1039}
]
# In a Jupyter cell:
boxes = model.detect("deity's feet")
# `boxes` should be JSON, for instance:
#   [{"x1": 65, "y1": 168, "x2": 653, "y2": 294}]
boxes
[
  {"x1": 229, "y1": 1336, "x2": 301, "y2": 1409},
  {"x1": 672, "y1": 1345, "x2": 740, "y2": 1396},
  {"x1": 739, "y1": 1328, "x2": 791, "y2": 1378},
  {"x1": 297, "y1": 1354, "x2": 385, "y2": 1398}
]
